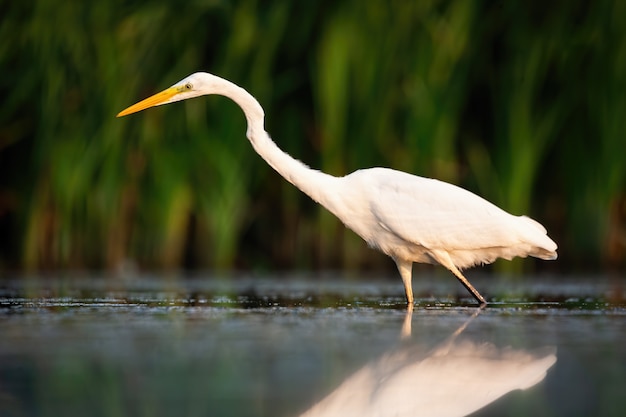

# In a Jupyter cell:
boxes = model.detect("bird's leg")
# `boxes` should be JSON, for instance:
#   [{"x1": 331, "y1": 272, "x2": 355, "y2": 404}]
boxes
[
  {"x1": 431, "y1": 250, "x2": 487, "y2": 305},
  {"x1": 450, "y1": 268, "x2": 487, "y2": 305},
  {"x1": 395, "y1": 259, "x2": 414, "y2": 304}
]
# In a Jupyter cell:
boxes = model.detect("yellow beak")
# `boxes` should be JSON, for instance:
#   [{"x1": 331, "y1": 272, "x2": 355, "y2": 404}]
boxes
[{"x1": 117, "y1": 87, "x2": 179, "y2": 117}]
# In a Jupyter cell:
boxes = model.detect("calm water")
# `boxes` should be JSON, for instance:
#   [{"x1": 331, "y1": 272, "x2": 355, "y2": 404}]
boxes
[{"x1": 0, "y1": 273, "x2": 625, "y2": 417}]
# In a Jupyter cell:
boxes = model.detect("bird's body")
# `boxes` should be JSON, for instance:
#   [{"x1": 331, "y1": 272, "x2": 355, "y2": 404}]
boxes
[
  {"x1": 118, "y1": 72, "x2": 557, "y2": 305},
  {"x1": 332, "y1": 168, "x2": 556, "y2": 268}
]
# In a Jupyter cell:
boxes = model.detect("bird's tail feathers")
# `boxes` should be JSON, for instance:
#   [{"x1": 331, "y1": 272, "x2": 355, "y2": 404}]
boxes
[
  {"x1": 530, "y1": 246, "x2": 558, "y2": 261},
  {"x1": 520, "y1": 215, "x2": 547, "y2": 234},
  {"x1": 519, "y1": 216, "x2": 558, "y2": 260}
]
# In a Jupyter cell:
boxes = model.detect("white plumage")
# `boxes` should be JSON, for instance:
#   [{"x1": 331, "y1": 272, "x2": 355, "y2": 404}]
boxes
[{"x1": 118, "y1": 72, "x2": 558, "y2": 305}]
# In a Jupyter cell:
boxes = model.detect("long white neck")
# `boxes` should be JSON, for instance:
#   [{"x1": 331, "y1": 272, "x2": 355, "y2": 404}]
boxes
[{"x1": 215, "y1": 79, "x2": 337, "y2": 206}]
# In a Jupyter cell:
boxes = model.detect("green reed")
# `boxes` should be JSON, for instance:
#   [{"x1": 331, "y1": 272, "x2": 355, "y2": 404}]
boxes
[{"x1": 0, "y1": 0, "x2": 624, "y2": 273}]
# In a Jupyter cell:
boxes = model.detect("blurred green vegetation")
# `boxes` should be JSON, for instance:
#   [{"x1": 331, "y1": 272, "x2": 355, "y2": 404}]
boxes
[{"x1": 0, "y1": 0, "x2": 624, "y2": 273}]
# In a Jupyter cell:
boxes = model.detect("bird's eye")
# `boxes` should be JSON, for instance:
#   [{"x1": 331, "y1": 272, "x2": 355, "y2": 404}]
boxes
[{"x1": 185, "y1": 83, "x2": 193, "y2": 90}]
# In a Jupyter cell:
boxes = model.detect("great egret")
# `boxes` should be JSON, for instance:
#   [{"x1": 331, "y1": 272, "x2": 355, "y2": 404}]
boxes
[{"x1": 117, "y1": 72, "x2": 557, "y2": 305}]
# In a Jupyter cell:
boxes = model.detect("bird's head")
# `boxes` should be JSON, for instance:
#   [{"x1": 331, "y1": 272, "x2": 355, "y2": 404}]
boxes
[{"x1": 117, "y1": 72, "x2": 225, "y2": 117}]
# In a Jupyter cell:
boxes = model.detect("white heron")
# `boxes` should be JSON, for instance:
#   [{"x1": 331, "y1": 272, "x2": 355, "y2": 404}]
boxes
[{"x1": 117, "y1": 72, "x2": 557, "y2": 305}]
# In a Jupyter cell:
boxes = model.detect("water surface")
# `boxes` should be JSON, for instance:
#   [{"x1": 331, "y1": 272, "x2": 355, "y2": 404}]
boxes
[{"x1": 1, "y1": 273, "x2": 625, "y2": 416}]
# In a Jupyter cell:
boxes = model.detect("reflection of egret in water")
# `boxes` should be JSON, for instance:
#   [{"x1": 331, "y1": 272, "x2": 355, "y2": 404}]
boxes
[{"x1": 299, "y1": 307, "x2": 556, "y2": 417}]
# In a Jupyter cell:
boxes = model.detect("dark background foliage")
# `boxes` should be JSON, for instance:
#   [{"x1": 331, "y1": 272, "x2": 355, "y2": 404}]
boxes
[{"x1": 0, "y1": 0, "x2": 624, "y2": 275}]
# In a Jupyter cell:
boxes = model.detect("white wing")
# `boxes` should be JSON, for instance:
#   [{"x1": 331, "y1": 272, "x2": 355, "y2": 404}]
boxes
[{"x1": 358, "y1": 168, "x2": 530, "y2": 251}]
